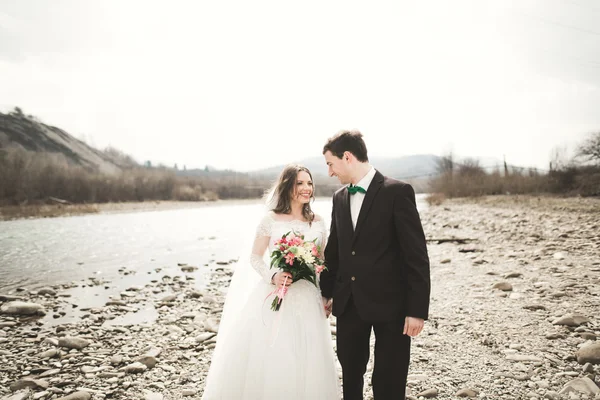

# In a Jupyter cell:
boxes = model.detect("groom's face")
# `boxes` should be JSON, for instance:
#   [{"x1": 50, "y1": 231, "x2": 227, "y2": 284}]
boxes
[{"x1": 324, "y1": 150, "x2": 351, "y2": 184}]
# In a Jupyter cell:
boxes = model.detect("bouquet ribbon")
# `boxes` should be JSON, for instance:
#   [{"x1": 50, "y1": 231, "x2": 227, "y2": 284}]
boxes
[{"x1": 262, "y1": 276, "x2": 289, "y2": 346}]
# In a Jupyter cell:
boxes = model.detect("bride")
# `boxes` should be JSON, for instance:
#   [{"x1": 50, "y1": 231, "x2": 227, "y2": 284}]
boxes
[{"x1": 201, "y1": 164, "x2": 341, "y2": 399}]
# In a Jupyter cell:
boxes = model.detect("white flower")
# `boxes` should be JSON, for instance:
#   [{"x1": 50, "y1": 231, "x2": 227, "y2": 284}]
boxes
[
  {"x1": 295, "y1": 247, "x2": 307, "y2": 259},
  {"x1": 302, "y1": 254, "x2": 315, "y2": 264}
]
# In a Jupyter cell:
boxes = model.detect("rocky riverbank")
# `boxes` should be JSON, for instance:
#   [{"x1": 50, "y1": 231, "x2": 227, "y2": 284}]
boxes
[
  {"x1": 0, "y1": 264, "x2": 232, "y2": 400},
  {"x1": 403, "y1": 195, "x2": 600, "y2": 399},
  {"x1": 1, "y1": 195, "x2": 599, "y2": 399}
]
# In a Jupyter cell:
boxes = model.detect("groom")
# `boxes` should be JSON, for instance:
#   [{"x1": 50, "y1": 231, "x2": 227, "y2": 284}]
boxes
[{"x1": 320, "y1": 130, "x2": 431, "y2": 400}]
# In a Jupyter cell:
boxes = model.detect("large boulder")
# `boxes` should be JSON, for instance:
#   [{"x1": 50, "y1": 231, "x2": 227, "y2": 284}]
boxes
[{"x1": 577, "y1": 342, "x2": 600, "y2": 365}]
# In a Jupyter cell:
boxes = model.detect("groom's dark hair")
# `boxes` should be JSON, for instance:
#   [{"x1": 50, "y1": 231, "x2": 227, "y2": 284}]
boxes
[{"x1": 323, "y1": 130, "x2": 369, "y2": 162}]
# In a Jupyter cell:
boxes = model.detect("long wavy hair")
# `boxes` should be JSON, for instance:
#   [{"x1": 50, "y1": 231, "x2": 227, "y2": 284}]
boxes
[{"x1": 267, "y1": 164, "x2": 315, "y2": 224}]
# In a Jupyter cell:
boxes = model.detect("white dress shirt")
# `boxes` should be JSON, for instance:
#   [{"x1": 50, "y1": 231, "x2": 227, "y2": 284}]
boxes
[{"x1": 350, "y1": 166, "x2": 376, "y2": 229}]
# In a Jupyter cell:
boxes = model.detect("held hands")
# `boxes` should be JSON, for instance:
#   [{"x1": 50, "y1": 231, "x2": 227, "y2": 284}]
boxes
[
  {"x1": 272, "y1": 271, "x2": 293, "y2": 288},
  {"x1": 403, "y1": 316, "x2": 424, "y2": 337},
  {"x1": 322, "y1": 297, "x2": 333, "y2": 318}
]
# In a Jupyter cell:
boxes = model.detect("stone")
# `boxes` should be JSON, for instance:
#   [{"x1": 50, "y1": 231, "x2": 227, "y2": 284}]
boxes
[
  {"x1": 120, "y1": 362, "x2": 147, "y2": 374},
  {"x1": 504, "y1": 272, "x2": 523, "y2": 278},
  {"x1": 110, "y1": 355, "x2": 123, "y2": 365},
  {"x1": 195, "y1": 333, "x2": 216, "y2": 343},
  {"x1": 552, "y1": 314, "x2": 590, "y2": 327},
  {"x1": 39, "y1": 368, "x2": 61, "y2": 377},
  {"x1": 55, "y1": 392, "x2": 92, "y2": 400},
  {"x1": 576, "y1": 342, "x2": 600, "y2": 365},
  {"x1": 492, "y1": 282, "x2": 513, "y2": 291},
  {"x1": 135, "y1": 355, "x2": 158, "y2": 369},
  {"x1": 142, "y1": 390, "x2": 163, "y2": 400},
  {"x1": 59, "y1": 337, "x2": 91, "y2": 350},
  {"x1": 559, "y1": 377, "x2": 600, "y2": 395},
  {"x1": 582, "y1": 363, "x2": 594, "y2": 373},
  {"x1": 456, "y1": 388, "x2": 478, "y2": 397},
  {"x1": 37, "y1": 287, "x2": 57, "y2": 296},
  {"x1": 0, "y1": 301, "x2": 45, "y2": 316},
  {"x1": 3, "y1": 390, "x2": 32, "y2": 400},
  {"x1": 9, "y1": 378, "x2": 49, "y2": 392},
  {"x1": 417, "y1": 388, "x2": 438, "y2": 397},
  {"x1": 37, "y1": 349, "x2": 60, "y2": 359}
]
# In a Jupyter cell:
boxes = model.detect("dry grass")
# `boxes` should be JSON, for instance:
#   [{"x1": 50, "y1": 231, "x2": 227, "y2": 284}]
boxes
[
  {"x1": 425, "y1": 192, "x2": 446, "y2": 206},
  {"x1": 428, "y1": 163, "x2": 600, "y2": 199}
]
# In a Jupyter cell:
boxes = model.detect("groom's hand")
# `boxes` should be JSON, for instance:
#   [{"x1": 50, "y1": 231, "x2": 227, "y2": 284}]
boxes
[
  {"x1": 403, "y1": 316, "x2": 424, "y2": 337},
  {"x1": 322, "y1": 297, "x2": 333, "y2": 318}
]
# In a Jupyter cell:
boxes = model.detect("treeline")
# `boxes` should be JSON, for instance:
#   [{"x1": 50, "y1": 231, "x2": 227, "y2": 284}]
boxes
[
  {"x1": 428, "y1": 132, "x2": 600, "y2": 199},
  {"x1": 0, "y1": 147, "x2": 339, "y2": 206},
  {"x1": 0, "y1": 147, "x2": 264, "y2": 206}
]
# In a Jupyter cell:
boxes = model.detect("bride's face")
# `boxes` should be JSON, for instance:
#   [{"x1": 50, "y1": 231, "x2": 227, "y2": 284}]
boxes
[{"x1": 292, "y1": 171, "x2": 313, "y2": 204}]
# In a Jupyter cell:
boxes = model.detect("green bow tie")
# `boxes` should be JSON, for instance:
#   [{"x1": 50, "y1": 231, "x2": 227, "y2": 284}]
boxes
[{"x1": 348, "y1": 185, "x2": 367, "y2": 195}]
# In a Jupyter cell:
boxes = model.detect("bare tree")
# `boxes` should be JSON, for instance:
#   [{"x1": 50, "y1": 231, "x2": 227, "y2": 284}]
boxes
[
  {"x1": 456, "y1": 158, "x2": 485, "y2": 178},
  {"x1": 577, "y1": 132, "x2": 600, "y2": 164},
  {"x1": 549, "y1": 145, "x2": 570, "y2": 171},
  {"x1": 436, "y1": 152, "x2": 454, "y2": 175}
]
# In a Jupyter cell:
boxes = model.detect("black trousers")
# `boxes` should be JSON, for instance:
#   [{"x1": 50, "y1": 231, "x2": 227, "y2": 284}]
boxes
[{"x1": 336, "y1": 296, "x2": 411, "y2": 400}]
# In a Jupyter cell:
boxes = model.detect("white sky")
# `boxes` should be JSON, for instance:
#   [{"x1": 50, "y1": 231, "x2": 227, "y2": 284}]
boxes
[{"x1": 1, "y1": 0, "x2": 600, "y2": 171}]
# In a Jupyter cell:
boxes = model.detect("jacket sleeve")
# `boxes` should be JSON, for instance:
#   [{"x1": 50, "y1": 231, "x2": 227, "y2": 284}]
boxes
[
  {"x1": 393, "y1": 183, "x2": 431, "y2": 320},
  {"x1": 320, "y1": 196, "x2": 339, "y2": 299}
]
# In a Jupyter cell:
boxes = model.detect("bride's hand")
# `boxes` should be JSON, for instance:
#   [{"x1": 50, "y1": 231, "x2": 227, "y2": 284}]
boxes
[{"x1": 272, "y1": 272, "x2": 293, "y2": 287}]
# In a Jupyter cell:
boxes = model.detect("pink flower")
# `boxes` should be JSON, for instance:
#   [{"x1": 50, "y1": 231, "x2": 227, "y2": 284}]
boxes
[
  {"x1": 274, "y1": 237, "x2": 288, "y2": 247},
  {"x1": 315, "y1": 265, "x2": 324, "y2": 274},
  {"x1": 285, "y1": 252, "x2": 295, "y2": 265},
  {"x1": 311, "y1": 245, "x2": 319, "y2": 256}
]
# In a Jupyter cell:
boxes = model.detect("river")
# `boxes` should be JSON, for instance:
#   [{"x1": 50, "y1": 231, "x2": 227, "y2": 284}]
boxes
[{"x1": 0, "y1": 195, "x2": 427, "y2": 325}]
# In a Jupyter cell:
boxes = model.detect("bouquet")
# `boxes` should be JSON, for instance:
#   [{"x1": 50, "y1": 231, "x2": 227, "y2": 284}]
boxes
[{"x1": 268, "y1": 231, "x2": 326, "y2": 311}]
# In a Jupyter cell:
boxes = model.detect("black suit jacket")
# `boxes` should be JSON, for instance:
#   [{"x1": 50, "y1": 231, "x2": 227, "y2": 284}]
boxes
[{"x1": 320, "y1": 170, "x2": 431, "y2": 322}]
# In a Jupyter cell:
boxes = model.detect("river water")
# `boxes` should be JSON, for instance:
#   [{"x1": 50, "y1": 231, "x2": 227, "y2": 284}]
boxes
[{"x1": 0, "y1": 195, "x2": 427, "y2": 325}]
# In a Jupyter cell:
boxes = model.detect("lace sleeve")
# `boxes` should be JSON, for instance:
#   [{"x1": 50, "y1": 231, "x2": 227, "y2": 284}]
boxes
[
  {"x1": 250, "y1": 214, "x2": 275, "y2": 284},
  {"x1": 318, "y1": 218, "x2": 327, "y2": 258}
]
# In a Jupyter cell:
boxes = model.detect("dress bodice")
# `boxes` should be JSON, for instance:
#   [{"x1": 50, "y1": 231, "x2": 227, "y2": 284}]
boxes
[
  {"x1": 251, "y1": 211, "x2": 327, "y2": 283},
  {"x1": 267, "y1": 217, "x2": 327, "y2": 252}
]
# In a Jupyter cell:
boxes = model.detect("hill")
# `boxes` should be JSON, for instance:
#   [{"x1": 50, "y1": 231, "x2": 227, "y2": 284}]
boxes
[{"x1": 0, "y1": 108, "x2": 125, "y2": 174}]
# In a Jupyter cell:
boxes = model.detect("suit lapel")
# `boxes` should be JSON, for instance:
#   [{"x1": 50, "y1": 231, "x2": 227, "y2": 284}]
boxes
[
  {"x1": 339, "y1": 188, "x2": 354, "y2": 235},
  {"x1": 352, "y1": 170, "x2": 384, "y2": 244}
]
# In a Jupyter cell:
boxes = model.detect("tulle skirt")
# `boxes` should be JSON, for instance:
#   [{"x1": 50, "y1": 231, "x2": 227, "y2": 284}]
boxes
[{"x1": 201, "y1": 279, "x2": 341, "y2": 400}]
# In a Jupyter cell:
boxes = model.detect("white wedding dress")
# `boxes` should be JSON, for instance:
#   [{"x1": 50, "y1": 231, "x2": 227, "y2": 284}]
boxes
[{"x1": 201, "y1": 211, "x2": 341, "y2": 400}]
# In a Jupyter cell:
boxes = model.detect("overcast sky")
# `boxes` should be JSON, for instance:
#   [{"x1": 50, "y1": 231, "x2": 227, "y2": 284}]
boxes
[{"x1": 1, "y1": 0, "x2": 599, "y2": 171}]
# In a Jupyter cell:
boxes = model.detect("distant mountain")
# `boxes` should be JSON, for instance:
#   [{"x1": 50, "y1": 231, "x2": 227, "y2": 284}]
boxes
[
  {"x1": 0, "y1": 107, "x2": 505, "y2": 195},
  {"x1": 0, "y1": 109, "x2": 123, "y2": 174},
  {"x1": 246, "y1": 154, "x2": 442, "y2": 180}
]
